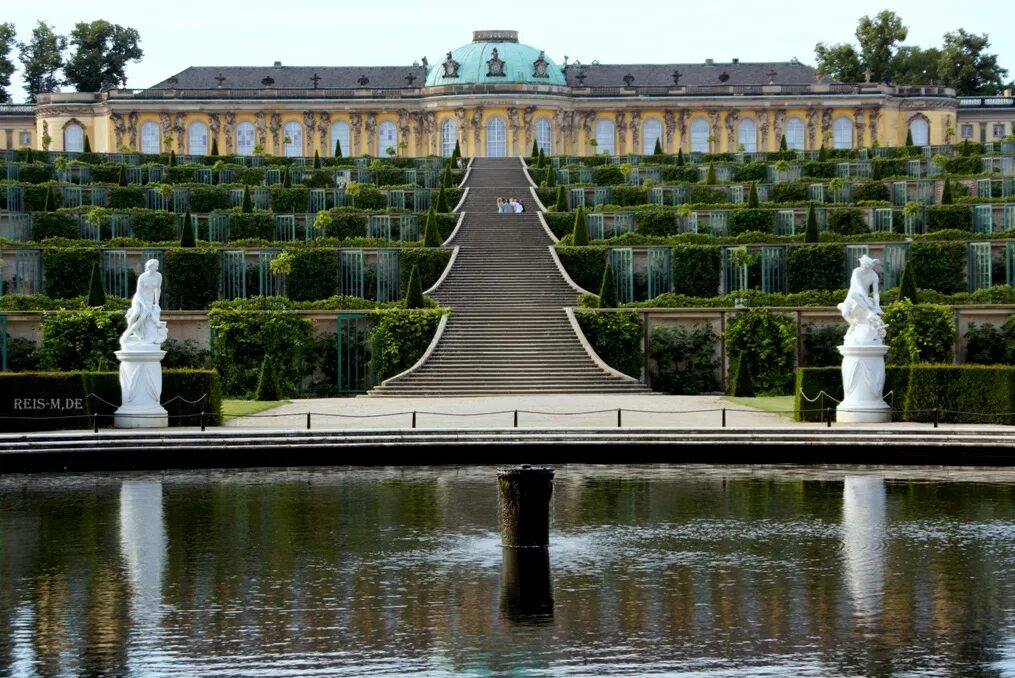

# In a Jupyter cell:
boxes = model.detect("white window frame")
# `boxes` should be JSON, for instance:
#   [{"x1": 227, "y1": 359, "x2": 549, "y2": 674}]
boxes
[
  {"x1": 236, "y1": 122, "x2": 255, "y2": 156},
  {"x1": 594, "y1": 119, "x2": 615, "y2": 155},
  {"x1": 330, "y1": 121, "x2": 350, "y2": 157},
  {"x1": 486, "y1": 117, "x2": 506, "y2": 157},
  {"x1": 19, "y1": 131, "x2": 32, "y2": 146},
  {"x1": 441, "y1": 118, "x2": 457, "y2": 157},
  {"x1": 64, "y1": 123, "x2": 84, "y2": 153},
  {"x1": 377, "y1": 121, "x2": 397, "y2": 157},
  {"x1": 909, "y1": 118, "x2": 930, "y2": 146},
  {"x1": 283, "y1": 121, "x2": 303, "y2": 157},
  {"x1": 960, "y1": 124, "x2": 974, "y2": 139},
  {"x1": 188, "y1": 121, "x2": 208, "y2": 155},
  {"x1": 993, "y1": 123, "x2": 1007, "y2": 138},
  {"x1": 536, "y1": 117, "x2": 552, "y2": 154},
  {"x1": 140, "y1": 121, "x2": 160, "y2": 154},
  {"x1": 737, "y1": 118, "x2": 758, "y2": 153},
  {"x1": 833, "y1": 116, "x2": 853, "y2": 149},
  {"x1": 642, "y1": 118, "x2": 662, "y2": 155},
  {"x1": 785, "y1": 117, "x2": 805, "y2": 150},
  {"x1": 690, "y1": 118, "x2": 709, "y2": 153}
]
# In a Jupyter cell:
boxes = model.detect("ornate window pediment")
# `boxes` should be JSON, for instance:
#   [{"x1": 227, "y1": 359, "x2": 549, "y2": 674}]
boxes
[
  {"x1": 486, "y1": 48, "x2": 505, "y2": 77},
  {"x1": 532, "y1": 51, "x2": 549, "y2": 78},
  {"x1": 442, "y1": 52, "x2": 460, "y2": 78}
]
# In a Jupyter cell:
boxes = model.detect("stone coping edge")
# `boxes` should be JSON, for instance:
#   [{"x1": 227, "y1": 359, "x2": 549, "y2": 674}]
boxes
[
  {"x1": 444, "y1": 211, "x2": 466, "y2": 245},
  {"x1": 377, "y1": 312, "x2": 450, "y2": 387},
  {"x1": 548, "y1": 245, "x2": 592, "y2": 295},
  {"x1": 451, "y1": 186, "x2": 469, "y2": 213},
  {"x1": 518, "y1": 155, "x2": 538, "y2": 188},
  {"x1": 565, "y1": 307, "x2": 641, "y2": 383},
  {"x1": 536, "y1": 210, "x2": 557, "y2": 244},
  {"x1": 425, "y1": 245, "x2": 459, "y2": 295},
  {"x1": 458, "y1": 157, "x2": 474, "y2": 187},
  {"x1": 530, "y1": 186, "x2": 549, "y2": 214}
]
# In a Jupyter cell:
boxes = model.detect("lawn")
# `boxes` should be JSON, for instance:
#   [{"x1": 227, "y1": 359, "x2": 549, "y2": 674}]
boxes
[
  {"x1": 221, "y1": 399, "x2": 288, "y2": 421},
  {"x1": 722, "y1": 395, "x2": 797, "y2": 419}
]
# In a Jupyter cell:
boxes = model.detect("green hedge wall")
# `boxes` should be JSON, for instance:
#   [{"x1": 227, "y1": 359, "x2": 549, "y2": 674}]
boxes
[
  {"x1": 925, "y1": 205, "x2": 973, "y2": 232},
  {"x1": 37, "y1": 308, "x2": 124, "y2": 371},
  {"x1": 556, "y1": 247, "x2": 608, "y2": 292},
  {"x1": 728, "y1": 208, "x2": 775, "y2": 236},
  {"x1": 400, "y1": 248, "x2": 452, "y2": 292},
  {"x1": 286, "y1": 248, "x2": 338, "y2": 301},
  {"x1": 635, "y1": 207, "x2": 676, "y2": 236},
  {"x1": 794, "y1": 366, "x2": 907, "y2": 421},
  {"x1": 574, "y1": 310, "x2": 644, "y2": 379},
  {"x1": 828, "y1": 208, "x2": 868, "y2": 235},
  {"x1": 787, "y1": 244, "x2": 844, "y2": 293},
  {"x1": 209, "y1": 309, "x2": 313, "y2": 397},
  {"x1": 42, "y1": 248, "x2": 98, "y2": 299},
  {"x1": 227, "y1": 211, "x2": 274, "y2": 240},
  {"x1": 129, "y1": 210, "x2": 176, "y2": 241},
  {"x1": 109, "y1": 186, "x2": 146, "y2": 209},
  {"x1": 33, "y1": 212, "x2": 78, "y2": 240},
  {"x1": 370, "y1": 308, "x2": 445, "y2": 381},
  {"x1": 165, "y1": 249, "x2": 220, "y2": 309},
  {"x1": 909, "y1": 241, "x2": 966, "y2": 294},
  {"x1": 672, "y1": 244, "x2": 721, "y2": 297}
]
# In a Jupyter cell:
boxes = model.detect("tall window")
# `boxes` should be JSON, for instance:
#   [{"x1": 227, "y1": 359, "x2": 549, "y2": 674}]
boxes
[
  {"x1": 737, "y1": 118, "x2": 758, "y2": 153},
  {"x1": 642, "y1": 118, "x2": 663, "y2": 155},
  {"x1": 690, "y1": 118, "x2": 709, "y2": 153},
  {"x1": 283, "y1": 121, "x2": 303, "y2": 157},
  {"x1": 833, "y1": 116, "x2": 853, "y2": 149},
  {"x1": 960, "y1": 124, "x2": 974, "y2": 139},
  {"x1": 377, "y1": 121, "x2": 397, "y2": 156},
  {"x1": 64, "y1": 123, "x2": 84, "y2": 152},
  {"x1": 536, "y1": 118, "x2": 552, "y2": 154},
  {"x1": 785, "y1": 117, "x2": 805, "y2": 150},
  {"x1": 140, "y1": 121, "x2": 160, "y2": 154},
  {"x1": 594, "y1": 119, "x2": 615, "y2": 154},
  {"x1": 994, "y1": 123, "x2": 1007, "y2": 138},
  {"x1": 188, "y1": 121, "x2": 208, "y2": 155},
  {"x1": 486, "y1": 117, "x2": 506, "y2": 157},
  {"x1": 908, "y1": 117, "x2": 930, "y2": 145},
  {"x1": 330, "y1": 121, "x2": 350, "y2": 157},
  {"x1": 236, "y1": 122, "x2": 255, "y2": 155},
  {"x1": 441, "y1": 118, "x2": 457, "y2": 157}
]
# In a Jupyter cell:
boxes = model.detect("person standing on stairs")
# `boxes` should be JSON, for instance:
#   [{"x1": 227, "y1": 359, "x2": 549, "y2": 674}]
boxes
[{"x1": 512, "y1": 197, "x2": 524, "y2": 213}]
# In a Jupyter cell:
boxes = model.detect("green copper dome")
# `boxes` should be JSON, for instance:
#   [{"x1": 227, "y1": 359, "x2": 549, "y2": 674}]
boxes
[{"x1": 425, "y1": 31, "x2": 566, "y2": 87}]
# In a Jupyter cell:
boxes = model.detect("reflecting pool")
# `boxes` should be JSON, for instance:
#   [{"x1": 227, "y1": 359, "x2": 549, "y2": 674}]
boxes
[{"x1": 2, "y1": 465, "x2": 1014, "y2": 677}]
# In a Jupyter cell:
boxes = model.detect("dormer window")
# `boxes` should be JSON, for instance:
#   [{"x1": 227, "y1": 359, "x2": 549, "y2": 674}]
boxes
[
  {"x1": 442, "y1": 52, "x2": 460, "y2": 78},
  {"x1": 486, "y1": 48, "x2": 505, "y2": 77},
  {"x1": 261, "y1": 76, "x2": 274, "y2": 87},
  {"x1": 532, "y1": 51, "x2": 549, "y2": 78}
]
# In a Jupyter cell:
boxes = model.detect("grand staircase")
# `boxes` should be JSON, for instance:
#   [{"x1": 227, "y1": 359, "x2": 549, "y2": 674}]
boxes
[{"x1": 369, "y1": 157, "x2": 650, "y2": 396}]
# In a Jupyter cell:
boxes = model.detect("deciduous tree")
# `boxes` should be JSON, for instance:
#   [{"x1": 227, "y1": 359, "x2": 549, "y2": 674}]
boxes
[
  {"x1": 18, "y1": 21, "x2": 66, "y2": 102},
  {"x1": 64, "y1": 20, "x2": 143, "y2": 92}
]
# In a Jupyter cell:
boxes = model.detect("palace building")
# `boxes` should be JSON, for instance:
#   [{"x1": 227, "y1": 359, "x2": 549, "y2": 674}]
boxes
[{"x1": 5, "y1": 30, "x2": 984, "y2": 157}]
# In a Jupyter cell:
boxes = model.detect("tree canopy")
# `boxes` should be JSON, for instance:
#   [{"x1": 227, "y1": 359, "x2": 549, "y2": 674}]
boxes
[
  {"x1": 0, "y1": 23, "x2": 16, "y2": 102},
  {"x1": 63, "y1": 20, "x2": 143, "y2": 92},
  {"x1": 18, "y1": 21, "x2": 66, "y2": 102}
]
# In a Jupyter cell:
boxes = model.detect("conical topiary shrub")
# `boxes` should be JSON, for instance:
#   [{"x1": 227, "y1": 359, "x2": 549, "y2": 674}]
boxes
[
  {"x1": 538, "y1": 147, "x2": 546, "y2": 167},
  {"x1": 729, "y1": 351, "x2": 755, "y2": 397},
  {"x1": 442, "y1": 162, "x2": 454, "y2": 188},
  {"x1": 404, "y1": 265, "x2": 425, "y2": 309},
  {"x1": 83, "y1": 135, "x2": 91, "y2": 153},
  {"x1": 313, "y1": 149, "x2": 321, "y2": 168},
  {"x1": 45, "y1": 185, "x2": 57, "y2": 212},
  {"x1": 899, "y1": 260, "x2": 918, "y2": 303},
  {"x1": 805, "y1": 203, "x2": 819, "y2": 242},
  {"x1": 282, "y1": 165, "x2": 292, "y2": 188},
  {"x1": 598, "y1": 262, "x2": 618, "y2": 308},
  {"x1": 436, "y1": 185, "x2": 450, "y2": 213},
  {"x1": 168, "y1": 150, "x2": 177, "y2": 167},
  {"x1": 818, "y1": 144, "x2": 828, "y2": 161},
  {"x1": 748, "y1": 182, "x2": 759, "y2": 208},
  {"x1": 531, "y1": 138, "x2": 539, "y2": 158},
  {"x1": 571, "y1": 206, "x2": 589, "y2": 246},
  {"x1": 706, "y1": 162, "x2": 717, "y2": 185},
  {"x1": 334, "y1": 138, "x2": 343, "y2": 158},
  {"x1": 422, "y1": 205, "x2": 442, "y2": 247},
  {"x1": 542, "y1": 165, "x2": 556, "y2": 188},
  {"x1": 180, "y1": 210, "x2": 196, "y2": 247},
  {"x1": 254, "y1": 354, "x2": 283, "y2": 401},
  {"x1": 452, "y1": 139, "x2": 461, "y2": 161},
  {"x1": 87, "y1": 261, "x2": 106, "y2": 307},
  {"x1": 906, "y1": 128, "x2": 914, "y2": 146},
  {"x1": 653, "y1": 138, "x2": 663, "y2": 155},
  {"x1": 210, "y1": 138, "x2": 219, "y2": 156},
  {"x1": 241, "y1": 185, "x2": 253, "y2": 213},
  {"x1": 779, "y1": 134, "x2": 788, "y2": 151},
  {"x1": 554, "y1": 185, "x2": 567, "y2": 212},
  {"x1": 941, "y1": 177, "x2": 953, "y2": 204},
  {"x1": 676, "y1": 148, "x2": 685, "y2": 166},
  {"x1": 117, "y1": 164, "x2": 128, "y2": 187}
]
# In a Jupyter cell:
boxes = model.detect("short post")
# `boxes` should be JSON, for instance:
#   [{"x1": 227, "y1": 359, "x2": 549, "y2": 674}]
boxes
[
  {"x1": 933, "y1": 407, "x2": 939, "y2": 429},
  {"x1": 498, "y1": 465, "x2": 555, "y2": 548},
  {"x1": 722, "y1": 408, "x2": 726, "y2": 428},
  {"x1": 306, "y1": 412, "x2": 311, "y2": 430},
  {"x1": 514, "y1": 410, "x2": 518, "y2": 428},
  {"x1": 617, "y1": 408, "x2": 622, "y2": 428},
  {"x1": 200, "y1": 411, "x2": 206, "y2": 432},
  {"x1": 826, "y1": 407, "x2": 833, "y2": 428},
  {"x1": 93, "y1": 412, "x2": 99, "y2": 433},
  {"x1": 412, "y1": 411, "x2": 416, "y2": 429}
]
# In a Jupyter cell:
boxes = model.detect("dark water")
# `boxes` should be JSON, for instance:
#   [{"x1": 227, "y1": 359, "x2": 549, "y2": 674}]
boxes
[{"x1": 2, "y1": 465, "x2": 1014, "y2": 677}]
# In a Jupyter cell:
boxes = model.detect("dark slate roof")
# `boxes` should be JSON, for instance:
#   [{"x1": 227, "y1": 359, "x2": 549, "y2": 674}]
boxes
[
  {"x1": 146, "y1": 66, "x2": 430, "y2": 90},
  {"x1": 563, "y1": 61, "x2": 831, "y2": 87}
]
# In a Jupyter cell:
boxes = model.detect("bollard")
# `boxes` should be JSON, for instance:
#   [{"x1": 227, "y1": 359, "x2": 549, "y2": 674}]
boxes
[
  {"x1": 934, "y1": 407, "x2": 939, "y2": 428},
  {"x1": 514, "y1": 409, "x2": 518, "y2": 428},
  {"x1": 826, "y1": 407, "x2": 833, "y2": 428},
  {"x1": 617, "y1": 408, "x2": 622, "y2": 428},
  {"x1": 412, "y1": 411, "x2": 416, "y2": 429},
  {"x1": 498, "y1": 465, "x2": 555, "y2": 548},
  {"x1": 93, "y1": 412, "x2": 99, "y2": 433},
  {"x1": 200, "y1": 411, "x2": 206, "y2": 432},
  {"x1": 722, "y1": 408, "x2": 726, "y2": 428}
]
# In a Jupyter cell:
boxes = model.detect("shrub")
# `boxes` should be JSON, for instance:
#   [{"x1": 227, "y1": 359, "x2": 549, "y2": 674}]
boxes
[
  {"x1": 571, "y1": 206, "x2": 589, "y2": 246},
  {"x1": 672, "y1": 244, "x2": 721, "y2": 297},
  {"x1": 42, "y1": 248, "x2": 97, "y2": 299},
  {"x1": 556, "y1": 246, "x2": 607, "y2": 292},
  {"x1": 661, "y1": 166, "x2": 697, "y2": 182},
  {"x1": 227, "y1": 211, "x2": 274, "y2": 240},
  {"x1": 188, "y1": 185, "x2": 230, "y2": 212},
  {"x1": 804, "y1": 204, "x2": 819, "y2": 242},
  {"x1": 898, "y1": 260, "x2": 918, "y2": 303},
  {"x1": 109, "y1": 186, "x2": 146, "y2": 209},
  {"x1": 422, "y1": 206, "x2": 442, "y2": 247},
  {"x1": 732, "y1": 162, "x2": 768, "y2": 182},
  {"x1": 400, "y1": 248, "x2": 452, "y2": 292},
  {"x1": 351, "y1": 185, "x2": 387, "y2": 210},
  {"x1": 129, "y1": 210, "x2": 176, "y2": 241},
  {"x1": 828, "y1": 208, "x2": 868, "y2": 235},
  {"x1": 802, "y1": 161, "x2": 836, "y2": 179},
  {"x1": 593, "y1": 166, "x2": 624, "y2": 185},
  {"x1": 635, "y1": 207, "x2": 675, "y2": 236},
  {"x1": 165, "y1": 249, "x2": 220, "y2": 309},
  {"x1": 270, "y1": 186, "x2": 309, "y2": 213},
  {"x1": 901, "y1": 365, "x2": 1015, "y2": 424},
  {"x1": 179, "y1": 209, "x2": 196, "y2": 247},
  {"x1": 925, "y1": 205, "x2": 972, "y2": 232},
  {"x1": 33, "y1": 212, "x2": 78, "y2": 240},
  {"x1": 404, "y1": 265, "x2": 425, "y2": 309},
  {"x1": 787, "y1": 244, "x2": 843, "y2": 293},
  {"x1": 544, "y1": 212, "x2": 573, "y2": 239},
  {"x1": 767, "y1": 182, "x2": 808, "y2": 203},
  {"x1": 87, "y1": 261, "x2": 106, "y2": 307},
  {"x1": 209, "y1": 310, "x2": 312, "y2": 397},
  {"x1": 370, "y1": 309, "x2": 444, "y2": 381},
  {"x1": 649, "y1": 323, "x2": 720, "y2": 394},
  {"x1": 575, "y1": 311, "x2": 643, "y2": 378},
  {"x1": 909, "y1": 241, "x2": 966, "y2": 294},
  {"x1": 285, "y1": 248, "x2": 338, "y2": 301},
  {"x1": 599, "y1": 263, "x2": 618, "y2": 308},
  {"x1": 964, "y1": 322, "x2": 1011, "y2": 364},
  {"x1": 883, "y1": 298, "x2": 955, "y2": 365},
  {"x1": 728, "y1": 209, "x2": 775, "y2": 236},
  {"x1": 725, "y1": 308, "x2": 797, "y2": 395},
  {"x1": 853, "y1": 181, "x2": 890, "y2": 202},
  {"x1": 689, "y1": 186, "x2": 727, "y2": 204},
  {"x1": 610, "y1": 185, "x2": 648, "y2": 206},
  {"x1": 940, "y1": 177, "x2": 953, "y2": 204},
  {"x1": 802, "y1": 323, "x2": 846, "y2": 366},
  {"x1": 728, "y1": 351, "x2": 755, "y2": 396},
  {"x1": 37, "y1": 308, "x2": 125, "y2": 371},
  {"x1": 794, "y1": 367, "x2": 907, "y2": 422}
]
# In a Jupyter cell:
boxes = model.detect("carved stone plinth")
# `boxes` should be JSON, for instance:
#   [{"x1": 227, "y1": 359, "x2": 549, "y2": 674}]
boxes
[
  {"x1": 837, "y1": 344, "x2": 890, "y2": 423},
  {"x1": 114, "y1": 350, "x2": 168, "y2": 428}
]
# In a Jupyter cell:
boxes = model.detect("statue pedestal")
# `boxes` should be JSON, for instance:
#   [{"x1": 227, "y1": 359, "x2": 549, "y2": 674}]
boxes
[
  {"x1": 114, "y1": 349, "x2": 168, "y2": 428},
  {"x1": 837, "y1": 344, "x2": 891, "y2": 423}
]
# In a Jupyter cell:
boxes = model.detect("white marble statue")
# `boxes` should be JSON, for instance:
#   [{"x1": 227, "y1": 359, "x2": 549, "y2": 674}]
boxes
[
  {"x1": 837, "y1": 254, "x2": 886, "y2": 346},
  {"x1": 121, "y1": 259, "x2": 168, "y2": 349}
]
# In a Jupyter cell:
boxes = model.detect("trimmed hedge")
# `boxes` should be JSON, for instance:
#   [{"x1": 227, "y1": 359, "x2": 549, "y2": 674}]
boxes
[
  {"x1": 165, "y1": 249, "x2": 220, "y2": 309},
  {"x1": 725, "y1": 308, "x2": 797, "y2": 395},
  {"x1": 794, "y1": 366, "x2": 906, "y2": 422},
  {"x1": 227, "y1": 211, "x2": 274, "y2": 240},
  {"x1": 828, "y1": 208, "x2": 868, "y2": 235},
  {"x1": 575, "y1": 310, "x2": 644, "y2": 379},
  {"x1": 209, "y1": 309, "x2": 313, "y2": 397},
  {"x1": 286, "y1": 248, "x2": 338, "y2": 301},
  {"x1": 883, "y1": 299, "x2": 955, "y2": 364},
  {"x1": 672, "y1": 244, "x2": 721, "y2": 297},
  {"x1": 925, "y1": 205, "x2": 973, "y2": 232},
  {"x1": 400, "y1": 248, "x2": 452, "y2": 292},
  {"x1": 129, "y1": 210, "x2": 176, "y2": 241},
  {"x1": 37, "y1": 308, "x2": 124, "y2": 371},
  {"x1": 909, "y1": 241, "x2": 966, "y2": 294},
  {"x1": 33, "y1": 212, "x2": 78, "y2": 240},
  {"x1": 787, "y1": 244, "x2": 843, "y2": 293},
  {"x1": 370, "y1": 308, "x2": 445, "y2": 381},
  {"x1": 556, "y1": 247, "x2": 608, "y2": 292},
  {"x1": 42, "y1": 248, "x2": 98, "y2": 299},
  {"x1": 728, "y1": 208, "x2": 775, "y2": 236}
]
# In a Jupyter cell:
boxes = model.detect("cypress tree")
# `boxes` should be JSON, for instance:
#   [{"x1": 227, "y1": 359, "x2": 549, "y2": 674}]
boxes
[
  {"x1": 571, "y1": 206, "x2": 589, "y2": 246},
  {"x1": 436, "y1": 184, "x2": 450, "y2": 212},
  {"x1": 442, "y1": 162, "x2": 453, "y2": 188},
  {"x1": 422, "y1": 205, "x2": 442, "y2": 246},
  {"x1": 653, "y1": 138, "x2": 663, "y2": 155},
  {"x1": 554, "y1": 185, "x2": 567, "y2": 212},
  {"x1": 542, "y1": 165, "x2": 556, "y2": 188},
  {"x1": 899, "y1": 260, "x2": 918, "y2": 303},
  {"x1": 83, "y1": 135, "x2": 91, "y2": 153},
  {"x1": 748, "y1": 182, "x2": 759, "y2": 208},
  {"x1": 168, "y1": 150, "x2": 177, "y2": 167},
  {"x1": 729, "y1": 351, "x2": 755, "y2": 397},
  {"x1": 254, "y1": 354, "x2": 282, "y2": 401},
  {"x1": 779, "y1": 134, "x2": 788, "y2": 151},
  {"x1": 805, "y1": 203, "x2": 819, "y2": 242},
  {"x1": 905, "y1": 128, "x2": 914, "y2": 146},
  {"x1": 538, "y1": 147, "x2": 546, "y2": 167},
  {"x1": 818, "y1": 143, "x2": 828, "y2": 161},
  {"x1": 24, "y1": 147, "x2": 33, "y2": 163},
  {"x1": 531, "y1": 138, "x2": 539, "y2": 158},
  {"x1": 45, "y1": 185, "x2": 57, "y2": 211},
  {"x1": 241, "y1": 185, "x2": 253, "y2": 213},
  {"x1": 117, "y1": 164, "x2": 128, "y2": 186},
  {"x1": 676, "y1": 148, "x2": 685, "y2": 166},
  {"x1": 180, "y1": 210, "x2": 196, "y2": 247},
  {"x1": 282, "y1": 165, "x2": 292, "y2": 188},
  {"x1": 313, "y1": 149, "x2": 321, "y2": 169},
  {"x1": 452, "y1": 139, "x2": 461, "y2": 161},
  {"x1": 87, "y1": 261, "x2": 106, "y2": 307},
  {"x1": 706, "y1": 162, "x2": 717, "y2": 185},
  {"x1": 210, "y1": 138, "x2": 219, "y2": 156},
  {"x1": 404, "y1": 265, "x2": 425, "y2": 309},
  {"x1": 334, "y1": 138, "x2": 343, "y2": 158},
  {"x1": 941, "y1": 177, "x2": 953, "y2": 204},
  {"x1": 598, "y1": 262, "x2": 618, "y2": 308}
]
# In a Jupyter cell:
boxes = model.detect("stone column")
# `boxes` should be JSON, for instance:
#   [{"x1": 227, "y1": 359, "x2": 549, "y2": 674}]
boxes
[
  {"x1": 837, "y1": 344, "x2": 890, "y2": 423},
  {"x1": 114, "y1": 349, "x2": 168, "y2": 428}
]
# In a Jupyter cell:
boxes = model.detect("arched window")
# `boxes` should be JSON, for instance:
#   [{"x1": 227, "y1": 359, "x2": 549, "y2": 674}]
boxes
[
  {"x1": 64, "y1": 123, "x2": 84, "y2": 153},
  {"x1": 377, "y1": 121, "x2": 397, "y2": 156},
  {"x1": 785, "y1": 117, "x2": 805, "y2": 150},
  {"x1": 536, "y1": 118, "x2": 552, "y2": 154},
  {"x1": 188, "y1": 121, "x2": 208, "y2": 155},
  {"x1": 486, "y1": 117, "x2": 506, "y2": 157},
  {"x1": 236, "y1": 122, "x2": 255, "y2": 156},
  {"x1": 283, "y1": 121, "x2": 303, "y2": 157},
  {"x1": 690, "y1": 118, "x2": 709, "y2": 153},
  {"x1": 330, "y1": 121, "x2": 350, "y2": 157},
  {"x1": 594, "y1": 119, "x2": 615, "y2": 155},
  {"x1": 833, "y1": 116, "x2": 853, "y2": 149},
  {"x1": 909, "y1": 117, "x2": 929, "y2": 146},
  {"x1": 440, "y1": 118, "x2": 457, "y2": 157},
  {"x1": 737, "y1": 118, "x2": 758, "y2": 153},
  {"x1": 642, "y1": 118, "x2": 663, "y2": 155},
  {"x1": 140, "y1": 122, "x2": 160, "y2": 154}
]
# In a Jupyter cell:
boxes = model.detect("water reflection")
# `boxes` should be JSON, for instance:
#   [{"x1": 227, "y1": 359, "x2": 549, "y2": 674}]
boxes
[{"x1": 0, "y1": 466, "x2": 1013, "y2": 677}]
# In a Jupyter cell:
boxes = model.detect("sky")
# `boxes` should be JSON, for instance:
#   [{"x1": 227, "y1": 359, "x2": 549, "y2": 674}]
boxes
[{"x1": 4, "y1": 0, "x2": 1015, "y2": 102}]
